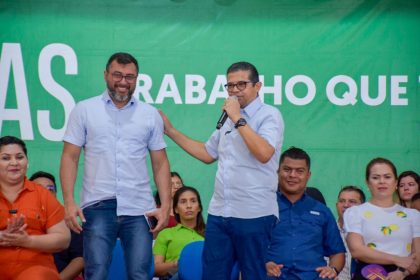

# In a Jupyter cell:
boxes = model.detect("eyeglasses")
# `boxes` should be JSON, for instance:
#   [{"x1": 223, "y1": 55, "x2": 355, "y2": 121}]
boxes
[
  {"x1": 110, "y1": 72, "x2": 138, "y2": 83},
  {"x1": 224, "y1": 80, "x2": 255, "y2": 91}
]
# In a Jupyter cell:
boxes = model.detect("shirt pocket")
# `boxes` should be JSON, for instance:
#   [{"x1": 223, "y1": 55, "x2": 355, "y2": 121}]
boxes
[{"x1": 20, "y1": 207, "x2": 46, "y2": 234}]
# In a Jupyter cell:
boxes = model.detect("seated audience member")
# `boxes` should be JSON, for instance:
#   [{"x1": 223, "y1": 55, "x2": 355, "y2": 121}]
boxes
[
  {"x1": 30, "y1": 171, "x2": 84, "y2": 280},
  {"x1": 335, "y1": 186, "x2": 366, "y2": 280},
  {"x1": 266, "y1": 147, "x2": 345, "y2": 279},
  {"x1": 0, "y1": 136, "x2": 70, "y2": 280},
  {"x1": 153, "y1": 186, "x2": 205, "y2": 279},
  {"x1": 411, "y1": 193, "x2": 420, "y2": 212},
  {"x1": 344, "y1": 158, "x2": 420, "y2": 279},
  {"x1": 397, "y1": 171, "x2": 419, "y2": 208},
  {"x1": 155, "y1": 171, "x2": 185, "y2": 228}
]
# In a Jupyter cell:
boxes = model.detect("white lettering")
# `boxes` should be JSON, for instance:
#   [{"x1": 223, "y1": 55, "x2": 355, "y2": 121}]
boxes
[
  {"x1": 326, "y1": 75, "x2": 357, "y2": 106},
  {"x1": 185, "y1": 74, "x2": 206, "y2": 104},
  {"x1": 360, "y1": 75, "x2": 386, "y2": 106},
  {"x1": 285, "y1": 75, "x2": 316, "y2": 106},
  {"x1": 135, "y1": 74, "x2": 154, "y2": 103},
  {"x1": 38, "y1": 43, "x2": 77, "y2": 141},
  {"x1": 0, "y1": 43, "x2": 34, "y2": 139},
  {"x1": 390, "y1": 75, "x2": 408, "y2": 105},
  {"x1": 155, "y1": 74, "x2": 182, "y2": 104},
  {"x1": 208, "y1": 75, "x2": 227, "y2": 104},
  {"x1": 259, "y1": 75, "x2": 282, "y2": 105}
]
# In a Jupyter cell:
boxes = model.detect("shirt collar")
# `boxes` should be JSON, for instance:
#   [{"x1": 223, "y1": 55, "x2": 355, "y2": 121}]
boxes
[
  {"x1": 23, "y1": 177, "x2": 36, "y2": 192},
  {"x1": 241, "y1": 96, "x2": 262, "y2": 119},
  {"x1": 174, "y1": 223, "x2": 196, "y2": 232}
]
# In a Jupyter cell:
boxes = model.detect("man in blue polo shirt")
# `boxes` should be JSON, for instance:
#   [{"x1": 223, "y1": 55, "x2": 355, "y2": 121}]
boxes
[{"x1": 266, "y1": 147, "x2": 345, "y2": 280}]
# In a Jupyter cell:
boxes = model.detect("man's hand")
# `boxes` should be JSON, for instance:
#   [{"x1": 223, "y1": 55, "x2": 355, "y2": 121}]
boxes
[
  {"x1": 223, "y1": 96, "x2": 241, "y2": 123},
  {"x1": 315, "y1": 266, "x2": 337, "y2": 279},
  {"x1": 64, "y1": 201, "x2": 85, "y2": 234},
  {"x1": 158, "y1": 110, "x2": 175, "y2": 136},
  {"x1": 266, "y1": 261, "x2": 283, "y2": 277},
  {"x1": 146, "y1": 208, "x2": 169, "y2": 233}
]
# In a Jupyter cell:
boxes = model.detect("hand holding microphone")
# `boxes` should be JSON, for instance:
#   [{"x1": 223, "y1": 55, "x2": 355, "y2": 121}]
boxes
[{"x1": 216, "y1": 96, "x2": 240, "y2": 129}]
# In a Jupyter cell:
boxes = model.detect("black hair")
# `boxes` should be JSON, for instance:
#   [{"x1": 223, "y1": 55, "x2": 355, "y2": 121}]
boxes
[
  {"x1": 279, "y1": 147, "x2": 311, "y2": 170},
  {"x1": 173, "y1": 186, "x2": 206, "y2": 237},
  {"x1": 227, "y1": 61, "x2": 259, "y2": 83},
  {"x1": 0, "y1": 136, "x2": 27, "y2": 156},
  {"x1": 338, "y1": 185, "x2": 366, "y2": 203},
  {"x1": 106, "y1": 52, "x2": 138, "y2": 72},
  {"x1": 29, "y1": 171, "x2": 57, "y2": 192}
]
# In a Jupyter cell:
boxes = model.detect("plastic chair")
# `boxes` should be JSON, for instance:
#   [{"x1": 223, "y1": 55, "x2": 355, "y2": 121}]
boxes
[
  {"x1": 178, "y1": 241, "x2": 205, "y2": 280},
  {"x1": 108, "y1": 239, "x2": 154, "y2": 280},
  {"x1": 177, "y1": 240, "x2": 240, "y2": 280}
]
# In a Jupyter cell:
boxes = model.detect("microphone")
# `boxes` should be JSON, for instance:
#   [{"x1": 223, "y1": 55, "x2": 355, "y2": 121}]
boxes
[{"x1": 216, "y1": 96, "x2": 237, "y2": 129}]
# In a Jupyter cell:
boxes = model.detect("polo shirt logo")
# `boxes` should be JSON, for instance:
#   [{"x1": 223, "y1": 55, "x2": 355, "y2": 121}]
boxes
[{"x1": 310, "y1": 210, "x2": 320, "y2": 216}]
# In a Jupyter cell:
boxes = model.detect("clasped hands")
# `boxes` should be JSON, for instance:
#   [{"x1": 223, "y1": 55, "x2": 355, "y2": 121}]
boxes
[{"x1": 0, "y1": 215, "x2": 28, "y2": 247}]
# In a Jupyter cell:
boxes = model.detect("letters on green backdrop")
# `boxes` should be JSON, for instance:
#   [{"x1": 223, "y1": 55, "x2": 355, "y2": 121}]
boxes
[{"x1": 0, "y1": 0, "x2": 419, "y2": 212}]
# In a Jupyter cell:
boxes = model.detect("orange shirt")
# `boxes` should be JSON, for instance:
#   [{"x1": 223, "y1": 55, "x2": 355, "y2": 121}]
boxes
[{"x1": 0, "y1": 177, "x2": 65, "y2": 268}]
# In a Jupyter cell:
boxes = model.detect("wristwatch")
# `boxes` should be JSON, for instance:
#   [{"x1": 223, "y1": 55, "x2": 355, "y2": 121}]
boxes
[{"x1": 234, "y1": 118, "x2": 247, "y2": 129}]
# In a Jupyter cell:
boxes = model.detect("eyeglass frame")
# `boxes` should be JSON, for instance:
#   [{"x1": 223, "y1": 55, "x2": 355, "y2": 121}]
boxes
[
  {"x1": 224, "y1": 80, "x2": 257, "y2": 91},
  {"x1": 109, "y1": 71, "x2": 138, "y2": 83}
]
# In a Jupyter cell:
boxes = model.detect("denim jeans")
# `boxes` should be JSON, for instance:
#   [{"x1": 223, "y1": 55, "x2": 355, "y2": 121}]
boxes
[
  {"x1": 83, "y1": 199, "x2": 153, "y2": 280},
  {"x1": 202, "y1": 214, "x2": 278, "y2": 280}
]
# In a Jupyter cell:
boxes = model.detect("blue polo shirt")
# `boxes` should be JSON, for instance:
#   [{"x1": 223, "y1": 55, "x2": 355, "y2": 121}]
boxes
[{"x1": 267, "y1": 192, "x2": 345, "y2": 280}]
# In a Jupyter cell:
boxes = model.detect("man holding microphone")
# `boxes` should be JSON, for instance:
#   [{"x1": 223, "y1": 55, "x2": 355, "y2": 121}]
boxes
[{"x1": 159, "y1": 61, "x2": 284, "y2": 280}]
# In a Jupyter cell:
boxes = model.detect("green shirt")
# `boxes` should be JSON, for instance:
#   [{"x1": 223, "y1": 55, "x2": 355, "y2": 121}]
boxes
[{"x1": 153, "y1": 224, "x2": 204, "y2": 262}]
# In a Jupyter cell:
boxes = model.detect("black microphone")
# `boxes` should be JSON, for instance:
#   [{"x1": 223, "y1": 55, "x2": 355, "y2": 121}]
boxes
[
  {"x1": 216, "y1": 96, "x2": 237, "y2": 129},
  {"x1": 216, "y1": 111, "x2": 228, "y2": 130}
]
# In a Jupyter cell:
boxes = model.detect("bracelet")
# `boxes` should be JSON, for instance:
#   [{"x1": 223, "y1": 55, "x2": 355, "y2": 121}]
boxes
[{"x1": 330, "y1": 266, "x2": 338, "y2": 275}]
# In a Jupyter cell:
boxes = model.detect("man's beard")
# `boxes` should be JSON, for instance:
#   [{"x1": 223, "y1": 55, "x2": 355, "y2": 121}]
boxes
[{"x1": 107, "y1": 83, "x2": 134, "y2": 102}]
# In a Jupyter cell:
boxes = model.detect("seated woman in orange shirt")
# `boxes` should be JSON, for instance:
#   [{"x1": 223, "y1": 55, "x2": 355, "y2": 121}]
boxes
[{"x1": 0, "y1": 136, "x2": 70, "y2": 280}]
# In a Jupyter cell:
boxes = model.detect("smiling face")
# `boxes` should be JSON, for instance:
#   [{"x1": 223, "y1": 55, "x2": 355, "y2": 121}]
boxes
[
  {"x1": 398, "y1": 175, "x2": 419, "y2": 203},
  {"x1": 278, "y1": 157, "x2": 311, "y2": 197},
  {"x1": 226, "y1": 70, "x2": 261, "y2": 108},
  {"x1": 174, "y1": 190, "x2": 201, "y2": 224},
  {"x1": 0, "y1": 144, "x2": 28, "y2": 186},
  {"x1": 366, "y1": 163, "x2": 397, "y2": 200},
  {"x1": 336, "y1": 190, "x2": 363, "y2": 218},
  {"x1": 104, "y1": 60, "x2": 138, "y2": 108}
]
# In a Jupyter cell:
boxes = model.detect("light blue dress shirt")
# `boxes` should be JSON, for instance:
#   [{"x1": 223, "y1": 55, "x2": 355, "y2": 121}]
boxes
[
  {"x1": 205, "y1": 97, "x2": 284, "y2": 219},
  {"x1": 63, "y1": 91, "x2": 166, "y2": 216}
]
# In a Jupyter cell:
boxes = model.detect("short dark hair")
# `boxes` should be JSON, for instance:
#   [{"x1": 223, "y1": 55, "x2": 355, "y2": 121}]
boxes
[
  {"x1": 29, "y1": 171, "x2": 57, "y2": 192},
  {"x1": 0, "y1": 136, "x2": 27, "y2": 156},
  {"x1": 106, "y1": 52, "x2": 138, "y2": 72},
  {"x1": 365, "y1": 157, "x2": 397, "y2": 180},
  {"x1": 227, "y1": 61, "x2": 259, "y2": 83},
  {"x1": 338, "y1": 185, "x2": 366, "y2": 203},
  {"x1": 279, "y1": 147, "x2": 311, "y2": 170}
]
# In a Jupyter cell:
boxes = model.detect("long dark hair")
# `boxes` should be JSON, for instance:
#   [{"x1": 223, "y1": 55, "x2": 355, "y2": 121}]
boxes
[{"x1": 173, "y1": 186, "x2": 205, "y2": 237}]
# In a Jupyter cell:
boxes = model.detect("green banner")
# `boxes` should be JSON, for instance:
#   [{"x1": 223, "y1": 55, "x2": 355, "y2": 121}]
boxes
[{"x1": 1, "y1": 0, "x2": 419, "y2": 214}]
